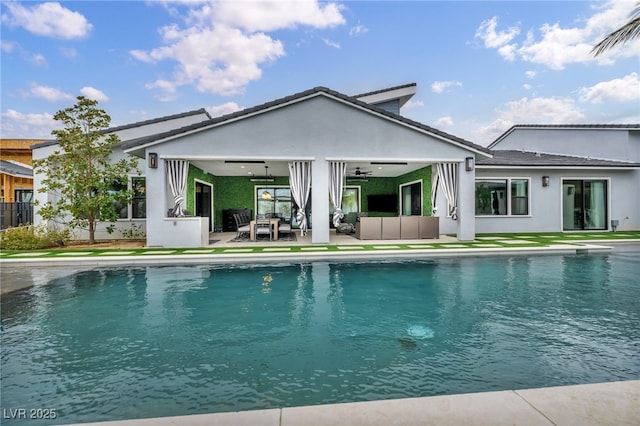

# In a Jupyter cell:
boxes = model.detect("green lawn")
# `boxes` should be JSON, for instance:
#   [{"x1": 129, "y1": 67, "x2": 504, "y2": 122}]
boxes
[{"x1": 1, "y1": 231, "x2": 639, "y2": 259}]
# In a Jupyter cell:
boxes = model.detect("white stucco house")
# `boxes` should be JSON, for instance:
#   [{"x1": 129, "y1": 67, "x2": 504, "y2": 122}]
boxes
[
  {"x1": 474, "y1": 125, "x2": 640, "y2": 234},
  {"x1": 31, "y1": 83, "x2": 639, "y2": 247}
]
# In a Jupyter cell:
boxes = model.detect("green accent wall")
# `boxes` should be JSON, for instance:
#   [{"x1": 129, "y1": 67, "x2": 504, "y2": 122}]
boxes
[
  {"x1": 186, "y1": 165, "x2": 215, "y2": 215},
  {"x1": 186, "y1": 164, "x2": 433, "y2": 230},
  {"x1": 397, "y1": 166, "x2": 433, "y2": 216},
  {"x1": 349, "y1": 165, "x2": 433, "y2": 217},
  {"x1": 212, "y1": 175, "x2": 289, "y2": 228}
]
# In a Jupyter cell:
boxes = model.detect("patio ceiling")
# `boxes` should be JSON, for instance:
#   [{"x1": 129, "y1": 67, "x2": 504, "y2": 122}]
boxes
[{"x1": 188, "y1": 159, "x2": 433, "y2": 178}]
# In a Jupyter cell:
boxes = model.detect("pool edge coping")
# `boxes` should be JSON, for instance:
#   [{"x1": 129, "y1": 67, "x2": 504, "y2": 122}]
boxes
[{"x1": 63, "y1": 379, "x2": 640, "y2": 426}]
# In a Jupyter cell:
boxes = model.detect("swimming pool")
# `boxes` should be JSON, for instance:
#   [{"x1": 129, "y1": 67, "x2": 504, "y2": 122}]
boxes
[{"x1": 2, "y1": 248, "x2": 639, "y2": 425}]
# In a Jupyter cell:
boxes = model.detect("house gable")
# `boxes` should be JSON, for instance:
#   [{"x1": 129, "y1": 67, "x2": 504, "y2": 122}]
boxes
[
  {"x1": 122, "y1": 86, "x2": 490, "y2": 161},
  {"x1": 489, "y1": 124, "x2": 640, "y2": 163}
]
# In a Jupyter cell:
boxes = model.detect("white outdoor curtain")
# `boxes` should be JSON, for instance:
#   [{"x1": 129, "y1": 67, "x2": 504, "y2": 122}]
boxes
[
  {"x1": 436, "y1": 162, "x2": 459, "y2": 220},
  {"x1": 166, "y1": 159, "x2": 189, "y2": 217},
  {"x1": 289, "y1": 161, "x2": 312, "y2": 236},
  {"x1": 431, "y1": 168, "x2": 439, "y2": 215},
  {"x1": 329, "y1": 161, "x2": 347, "y2": 227}
]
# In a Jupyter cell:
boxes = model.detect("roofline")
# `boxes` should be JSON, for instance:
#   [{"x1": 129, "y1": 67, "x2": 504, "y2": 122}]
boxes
[
  {"x1": 106, "y1": 108, "x2": 211, "y2": 133},
  {"x1": 352, "y1": 82, "x2": 417, "y2": 99},
  {"x1": 31, "y1": 108, "x2": 211, "y2": 150},
  {"x1": 489, "y1": 124, "x2": 640, "y2": 148},
  {"x1": 476, "y1": 164, "x2": 640, "y2": 170},
  {"x1": 123, "y1": 86, "x2": 492, "y2": 157}
]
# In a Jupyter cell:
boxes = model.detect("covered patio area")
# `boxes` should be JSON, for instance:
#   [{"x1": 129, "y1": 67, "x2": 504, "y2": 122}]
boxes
[{"x1": 122, "y1": 86, "x2": 491, "y2": 248}]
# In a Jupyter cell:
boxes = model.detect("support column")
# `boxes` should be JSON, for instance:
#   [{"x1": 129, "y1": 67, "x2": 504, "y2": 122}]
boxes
[
  {"x1": 456, "y1": 161, "x2": 476, "y2": 241},
  {"x1": 145, "y1": 156, "x2": 168, "y2": 247},
  {"x1": 311, "y1": 159, "x2": 330, "y2": 244}
]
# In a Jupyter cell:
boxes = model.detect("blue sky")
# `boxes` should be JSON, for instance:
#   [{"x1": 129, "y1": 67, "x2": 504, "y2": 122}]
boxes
[{"x1": 1, "y1": 0, "x2": 638, "y2": 146}]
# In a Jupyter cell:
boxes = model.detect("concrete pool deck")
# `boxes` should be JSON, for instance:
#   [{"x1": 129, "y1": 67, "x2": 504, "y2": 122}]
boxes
[
  {"x1": 4, "y1": 231, "x2": 636, "y2": 296},
  {"x1": 69, "y1": 380, "x2": 639, "y2": 426}
]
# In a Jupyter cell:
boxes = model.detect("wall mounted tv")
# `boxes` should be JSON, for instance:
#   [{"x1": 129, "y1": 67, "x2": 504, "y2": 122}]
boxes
[{"x1": 367, "y1": 194, "x2": 398, "y2": 213}]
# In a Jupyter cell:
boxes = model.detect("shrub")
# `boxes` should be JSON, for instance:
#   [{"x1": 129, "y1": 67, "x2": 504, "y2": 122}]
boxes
[{"x1": 0, "y1": 225, "x2": 71, "y2": 250}]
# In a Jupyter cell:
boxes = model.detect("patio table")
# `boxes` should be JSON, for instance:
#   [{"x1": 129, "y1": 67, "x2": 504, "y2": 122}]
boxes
[{"x1": 249, "y1": 218, "x2": 281, "y2": 241}]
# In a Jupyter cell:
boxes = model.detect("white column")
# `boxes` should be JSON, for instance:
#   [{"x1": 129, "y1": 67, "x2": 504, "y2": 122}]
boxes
[
  {"x1": 311, "y1": 159, "x2": 330, "y2": 244},
  {"x1": 145, "y1": 156, "x2": 169, "y2": 247},
  {"x1": 456, "y1": 161, "x2": 476, "y2": 241}
]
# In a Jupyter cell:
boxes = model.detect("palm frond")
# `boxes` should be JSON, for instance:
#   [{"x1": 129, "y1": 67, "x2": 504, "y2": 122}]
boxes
[{"x1": 592, "y1": 4, "x2": 640, "y2": 56}]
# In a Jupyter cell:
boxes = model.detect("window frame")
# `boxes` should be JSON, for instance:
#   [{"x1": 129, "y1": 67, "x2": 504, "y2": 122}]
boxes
[
  {"x1": 475, "y1": 177, "x2": 531, "y2": 217},
  {"x1": 115, "y1": 175, "x2": 146, "y2": 221}
]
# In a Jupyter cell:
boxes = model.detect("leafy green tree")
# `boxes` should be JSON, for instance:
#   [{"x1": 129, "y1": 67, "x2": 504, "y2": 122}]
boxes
[
  {"x1": 33, "y1": 96, "x2": 140, "y2": 244},
  {"x1": 592, "y1": 3, "x2": 640, "y2": 56}
]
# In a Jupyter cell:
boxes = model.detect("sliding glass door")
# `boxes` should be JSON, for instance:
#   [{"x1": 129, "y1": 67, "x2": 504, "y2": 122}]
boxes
[
  {"x1": 401, "y1": 182, "x2": 422, "y2": 216},
  {"x1": 562, "y1": 179, "x2": 607, "y2": 230}
]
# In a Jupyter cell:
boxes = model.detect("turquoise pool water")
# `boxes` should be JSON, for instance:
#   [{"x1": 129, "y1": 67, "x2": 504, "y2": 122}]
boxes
[{"x1": 2, "y1": 249, "x2": 639, "y2": 425}]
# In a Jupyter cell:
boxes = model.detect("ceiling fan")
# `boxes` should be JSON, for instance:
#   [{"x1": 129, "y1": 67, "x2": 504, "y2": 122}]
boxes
[
  {"x1": 350, "y1": 167, "x2": 372, "y2": 176},
  {"x1": 346, "y1": 167, "x2": 372, "y2": 181}
]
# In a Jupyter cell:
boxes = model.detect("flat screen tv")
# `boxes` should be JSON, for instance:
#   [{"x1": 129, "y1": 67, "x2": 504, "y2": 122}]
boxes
[{"x1": 367, "y1": 194, "x2": 398, "y2": 213}]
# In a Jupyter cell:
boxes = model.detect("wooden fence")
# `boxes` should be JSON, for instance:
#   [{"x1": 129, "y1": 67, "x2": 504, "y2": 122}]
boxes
[{"x1": 0, "y1": 202, "x2": 33, "y2": 229}]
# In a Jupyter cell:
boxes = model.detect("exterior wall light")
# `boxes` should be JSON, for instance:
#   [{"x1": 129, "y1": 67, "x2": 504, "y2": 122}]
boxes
[
  {"x1": 542, "y1": 176, "x2": 550, "y2": 187},
  {"x1": 465, "y1": 157, "x2": 475, "y2": 171},
  {"x1": 148, "y1": 152, "x2": 158, "y2": 169}
]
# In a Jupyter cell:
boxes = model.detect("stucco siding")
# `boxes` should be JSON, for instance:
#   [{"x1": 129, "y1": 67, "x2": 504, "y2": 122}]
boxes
[
  {"x1": 153, "y1": 96, "x2": 472, "y2": 162},
  {"x1": 493, "y1": 129, "x2": 636, "y2": 162},
  {"x1": 475, "y1": 168, "x2": 639, "y2": 233}
]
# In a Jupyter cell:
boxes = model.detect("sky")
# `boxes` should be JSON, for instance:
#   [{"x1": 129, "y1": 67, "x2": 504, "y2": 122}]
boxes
[{"x1": 1, "y1": 0, "x2": 639, "y2": 146}]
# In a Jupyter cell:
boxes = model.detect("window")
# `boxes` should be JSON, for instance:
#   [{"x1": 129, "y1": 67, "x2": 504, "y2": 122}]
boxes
[
  {"x1": 562, "y1": 179, "x2": 607, "y2": 230},
  {"x1": 131, "y1": 177, "x2": 146, "y2": 219},
  {"x1": 475, "y1": 178, "x2": 529, "y2": 216},
  {"x1": 400, "y1": 181, "x2": 422, "y2": 216},
  {"x1": 329, "y1": 187, "x2": 360, "y2": 222},
  {"x1": 108, "y1": 179, "x2": 129, "y2": 219},
  {"x1": 256, "y1": 186, "x2": 292, "y2": 220},
  {"x1": 510, "y1": 179, "x2": 529, "y2": 215},
  {"x1": 109, "y1": 177, "x2": 146, "y2": 220}
]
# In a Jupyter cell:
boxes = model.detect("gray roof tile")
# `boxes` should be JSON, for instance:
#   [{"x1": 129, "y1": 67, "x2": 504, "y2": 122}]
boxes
[
  {"x1": 0, "y1": 160, "x2": 33, "y2": 177},
  {"x1": 31, "y1": 108, "x2": 211, "y2": 149},
  {"x1": 489, "y1": 124, "x2": 640, "y2": 148},
  {"x1": 477, "y1": 150, "x2": 640, "y2": 168}
]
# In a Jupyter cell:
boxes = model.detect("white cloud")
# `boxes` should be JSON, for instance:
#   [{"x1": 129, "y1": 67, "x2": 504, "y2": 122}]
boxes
[
  {"x1": 1, "y1": 1, "x2": 92, "y2": 39},
  {"x1": 80, "y1": 87, "x2": 110, "y2": 102},
  {"x1": 578, "y1": 73, "x2": 640, "y2": 104},
  {"x1": 321, "y1": 37, "x2": 340, "y2": 49},
  {"x1": 28, "y1": 83, "x2": 73, "y2": 102},
  {"x1": 131, "y1": 1, "x2": 346, "y2": 97},
  {"x1": 525, "y1": 70, "x2": 537, "y2": 79},
  {"x1": 475, "y1": 1, "x2": 640, "y2": 69},
  {"x1": 433, "y1": 116, "x2": 454, "y2": 127},
  {"x1": 475, "y1": 96, "x2": 586, "y2": 143},
  {"x1": 431, "y1": 80, "x2": 462, "y2": 94},
  {"x1": 208, "y1": 1, "x2": 345, "y2": 32},
  {"x1": 28, "y1": 53, "x2": 47, "y2": 67},
  {"x1": 499, "y1": 96, "x2": 585, "y2": 123},
  {"x1": 1, "y1": 40, "x2": 17, "y2": 53},
  {"x1": 522, "y1": 83, "x2": 532, "y2": 91},
  {"x1": 402, "y1": 100, "x2": 424, "y2": 110},
  {"x1": 475, "y1": 17, "x2": 520, "y2": 49},
  {"x1": 349, "y1": 24, "x2": 368, "y2": 36},
  {"x1": 59, "y1": 47, "x2": 78, "y2": 58},
  {"x1": 206, "y1": 102, "x2": 243, "y2": 117},
  {"x1": 0, "y1": 109, "x2": 58, "y2": 138}
]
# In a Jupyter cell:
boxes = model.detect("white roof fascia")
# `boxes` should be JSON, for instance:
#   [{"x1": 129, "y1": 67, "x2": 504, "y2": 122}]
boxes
[
  {"x1": 160, "y1": 155, "x2": 316, "y2": 161},
  {"x1": 355, "y1": 85, "x2": 417, "y2": 108},
  {"x1": 476, "y1": 165, "x2": 640, "y2": 170}
]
